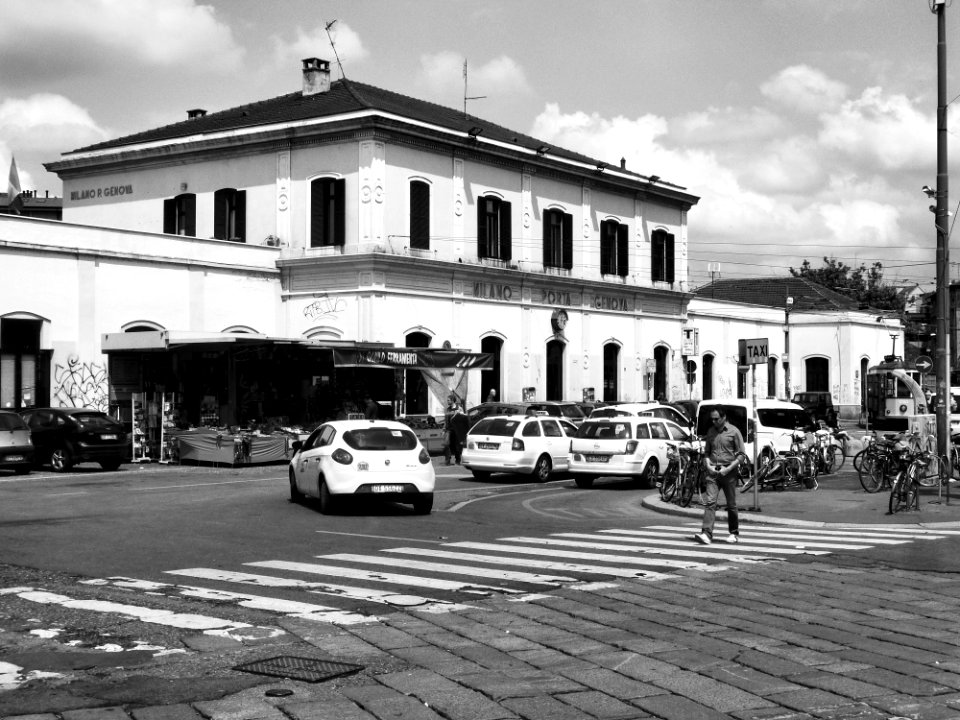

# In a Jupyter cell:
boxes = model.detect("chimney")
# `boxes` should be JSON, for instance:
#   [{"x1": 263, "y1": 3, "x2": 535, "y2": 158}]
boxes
[
  {"x1": 187, "y1": 108, "x2": 207, "y2": 119},
  {"x1": 302, "y1": 58, "x2": 331, "y2": 96},
  {"x1": 620, "y1": 157, "x2": 626, "y2": 170}
]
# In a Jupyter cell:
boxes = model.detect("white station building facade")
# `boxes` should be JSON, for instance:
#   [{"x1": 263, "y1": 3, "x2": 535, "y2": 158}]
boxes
[{"x1": 0, "y1": 58, "x2": 896, "y2": 430}]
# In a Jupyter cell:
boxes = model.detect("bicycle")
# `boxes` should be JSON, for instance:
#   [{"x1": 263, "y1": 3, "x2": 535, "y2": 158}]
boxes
[
  {"x1": 677, "y1": 442, "x2": 706, "y2": 508},
  {"x1": 659, "y1": 442, "x2": 682, "y2": 503},
  {"x1": 889, "y1": 446, "x2": 935, "y2": 514},
  {"x1": 741, "y1": 430, "x2": 817, "y2": 492},
  {"x1": 858, "y1": 432, "x2": 907, "y2": 493},
  {"x1": 811, "y1": 425, "x2": 848, "y2": 475}
]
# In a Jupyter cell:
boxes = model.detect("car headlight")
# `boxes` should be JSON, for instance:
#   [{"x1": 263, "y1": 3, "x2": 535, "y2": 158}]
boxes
[{"x1": 332, "y1": 448, "x2": 353, "y2": 465}]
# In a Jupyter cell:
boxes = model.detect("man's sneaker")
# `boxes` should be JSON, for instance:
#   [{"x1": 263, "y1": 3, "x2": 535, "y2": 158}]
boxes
[
  {"x1": 725, "y1": 534, "x2": 739, "y2": 544},
  {"x1": 694, "y1": 531, "x2": 712, "y2": 545}
]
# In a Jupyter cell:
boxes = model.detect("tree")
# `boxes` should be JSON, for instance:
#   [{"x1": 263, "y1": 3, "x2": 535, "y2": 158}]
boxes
[{"x1": 790, "y1": 258, "x2": 905, "y2": 313}]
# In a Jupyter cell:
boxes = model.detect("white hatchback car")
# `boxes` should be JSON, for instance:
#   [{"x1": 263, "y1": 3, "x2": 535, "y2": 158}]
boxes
[
  {"x1": 289, "y1": 419, "x2": 435, "y2": 514},
  {"x1": 569, "y1": 416, "x2": 694, "y2": 488},
  {"x1": 461, "y1": 414, "x2": 574, "y2": 481}
]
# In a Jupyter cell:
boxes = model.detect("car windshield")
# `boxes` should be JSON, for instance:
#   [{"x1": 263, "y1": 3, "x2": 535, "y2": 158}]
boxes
[
  {"x1": 343, "y1": 427, "x2": 418, "y2": 451},
  {"x1": 560, "y1": 405, "x2": 585, "y2": 419},
  {"x1": 590, "y1": 407, "x2": 632, "y2": 418},
  {"x1": 73, "y1": 413, "x2": 121, "y2": 430},
  {"x1": 0, "y1": 414, "x2": 27, "y2": 431},
  {"x1": 469, "y1": 418, "x2": 521, "y2": 436},
  {"x1": 757, "y1": 408, "x2": 811, "y2": 430},
  {"x1": 576, "y1": 422, "x2": 632, "y2": 440}
]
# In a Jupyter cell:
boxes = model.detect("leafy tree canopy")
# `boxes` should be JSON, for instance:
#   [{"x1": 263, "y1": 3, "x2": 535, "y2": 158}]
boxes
[{"x1": 789, "y1": 257, "x2": 905, "y2": 313}]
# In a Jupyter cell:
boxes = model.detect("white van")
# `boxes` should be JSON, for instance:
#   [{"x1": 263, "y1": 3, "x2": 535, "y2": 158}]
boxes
[{"x1": 696, "y1": 398, "x2": 812, "y2": 468}]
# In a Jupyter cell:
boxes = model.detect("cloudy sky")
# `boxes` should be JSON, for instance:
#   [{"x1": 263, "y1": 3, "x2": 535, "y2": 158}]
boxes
[{"x1": 2, "y1": 0, "x2": 957, "y2": 290}]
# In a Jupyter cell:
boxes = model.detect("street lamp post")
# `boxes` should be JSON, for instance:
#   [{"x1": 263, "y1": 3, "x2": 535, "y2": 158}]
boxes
[{"x1": 784, "y1": 296, "x2": 793, "y2": 398}]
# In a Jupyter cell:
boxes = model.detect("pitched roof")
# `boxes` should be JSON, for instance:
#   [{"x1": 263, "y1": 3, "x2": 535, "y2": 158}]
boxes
[
  {"x1": 694, "y1": 276, "x2": 859, "y2": 311},
  {"x1": 66, "y1": 78, "x2": 660, "y2": 183}
]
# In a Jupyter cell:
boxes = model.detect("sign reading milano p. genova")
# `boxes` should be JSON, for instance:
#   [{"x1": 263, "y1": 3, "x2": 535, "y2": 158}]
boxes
[{"x1": 738, "y1": 338, "x2": 769, "y2": 365}]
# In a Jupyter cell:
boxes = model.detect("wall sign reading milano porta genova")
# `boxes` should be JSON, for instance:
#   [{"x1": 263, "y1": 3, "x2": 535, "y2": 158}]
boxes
[{"x1": 332, "y1": 348, "x2": 493, "y2": 369}]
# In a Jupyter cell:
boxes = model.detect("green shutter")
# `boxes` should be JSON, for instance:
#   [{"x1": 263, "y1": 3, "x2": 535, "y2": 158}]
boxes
[
  {"x1": 500, "y1": 200, "x2": 512, "y2": 262},
  {"x1": 617, "y1": 223, "x2": 628, "y2": 277},
  {"x1": 562, "y1": 212, "x2": 573, "y2": 270}
]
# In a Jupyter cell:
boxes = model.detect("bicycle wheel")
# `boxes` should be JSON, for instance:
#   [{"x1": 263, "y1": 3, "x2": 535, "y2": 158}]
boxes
[
  {"x1": 678, "y1": 464, "x2": 698, "y2": 507},
  {"x1": 660, "y1": 463, "x2": 679, "y2": 502},
  {"x1": 889, "y1": 475, "x2": 909, "y2": 514},
  {"x1": 824, "y1": 445, "x2": 844, "y2": 473},
  {"x1": 852, "y1": 449, "x2": 865, "y2": 472},
  {"x1": 914, "y1": 460, "x2": 939, "y2": 488},
  {"x1": 859, "y1": 455, "x2": 884, "y2": 493}
]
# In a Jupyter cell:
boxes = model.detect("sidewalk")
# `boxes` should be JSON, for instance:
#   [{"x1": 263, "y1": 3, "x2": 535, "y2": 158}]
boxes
[{"x1": 642, "y1": 462, "x2": 960, "y2": 528}]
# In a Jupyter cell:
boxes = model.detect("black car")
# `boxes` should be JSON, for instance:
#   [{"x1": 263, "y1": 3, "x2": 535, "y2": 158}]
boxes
[
  {"x1": 19, "y1": 407, "x2": 128, "y2": 472},
  {"x1": 791, "y1": 392, "x2": 838, "y2": 428}
]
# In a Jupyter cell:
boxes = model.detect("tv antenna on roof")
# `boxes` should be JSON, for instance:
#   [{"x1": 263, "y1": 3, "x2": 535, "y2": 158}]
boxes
[
  {"x1": 463, "y1": 59, "x2": 486, "y2": 116},
  {"x1": 324, "y1": 20, "x2": 345, "y2": 78}
]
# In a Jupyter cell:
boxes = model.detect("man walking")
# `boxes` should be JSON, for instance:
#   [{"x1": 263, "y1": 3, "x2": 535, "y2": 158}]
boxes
[{"x1": 695, "y1": 407, "x2": 744, "y2": 545}]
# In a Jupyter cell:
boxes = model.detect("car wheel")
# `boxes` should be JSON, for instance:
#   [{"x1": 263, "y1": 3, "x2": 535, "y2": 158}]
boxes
[
  {"x1": 532, "y1": 454, "x2": 552, "y2": 482},
  {"x1": 471, "y1": 470, "x2": 491, "y2": 481},
  {"x1": 289, "y1": 470, "x2": 303, "y2": 503},
  {"x1": 50, "y1": 446, "x2": 73, "y2": 472},
  {"x1": 412, "y1": 495, "x2": 433, "y2": 514},
  {"x1": 574, "y1": 476, "x2": 595, "y2": 488},
  {"x1": 318, "y1": 479, "x2": 336, "y2": 515},
  {"x1": 637, "y1": 459, "x2": 659, "y2": 488},
  {"x1": 99, "y1": 459, "x2": 122, "y2": 471}
]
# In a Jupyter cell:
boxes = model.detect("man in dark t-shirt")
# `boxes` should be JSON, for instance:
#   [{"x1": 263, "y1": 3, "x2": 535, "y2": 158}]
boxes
[{"x1": 695, "y1": 406, "x2": 745, "y2": 545}]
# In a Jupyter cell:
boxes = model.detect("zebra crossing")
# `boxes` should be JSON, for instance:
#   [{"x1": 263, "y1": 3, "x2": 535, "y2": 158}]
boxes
[{"x1": 6, "y1": 524, "x2": 959, "y2": 632}]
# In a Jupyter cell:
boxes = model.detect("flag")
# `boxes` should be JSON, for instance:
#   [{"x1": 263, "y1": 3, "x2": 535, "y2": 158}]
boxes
[{"x1": 7, "y1": 155, "x2": 22, "y2": 215}]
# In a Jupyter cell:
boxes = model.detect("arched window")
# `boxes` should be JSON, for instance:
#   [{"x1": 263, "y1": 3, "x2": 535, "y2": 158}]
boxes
[
  {"x1": 702, "y1": 354, "x2": 714, "y2": 399},
  {"x1": 600, "y1": 219, "x2": 628, "y2": 277},
  {"x1": 409, "y1": 180, "x2": 430, "y2": 250},
  {"x1": 481, "y1": 336, "x2": 503, "y2": 401},
  {"x1": 767, "y1": 357, "x2": 778, "y2": 397},
  {"x1": 546, "y1": 340, "x2": 564, "y2": 400},
  {"x1": 311, "y1": 177, "x2": 345, "y2": 247},
  {"x1": 405, "y1": 331, "x2": 431, "y2": 414},
  {"x1": 477, "y1": 195, "x2": 512, "y2": 261},
  {"x1": 805, "y1": 357, "x2": 829, "y2": 392},
  {"x1": 603, "y1": 343, "x2": 620, "y2": 401},
  {"x1": 653, "y1": 346, "x2": 669, "y2": 400}
]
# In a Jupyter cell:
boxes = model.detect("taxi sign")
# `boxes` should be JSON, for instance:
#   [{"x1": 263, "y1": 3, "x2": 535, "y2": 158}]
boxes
[{"x1": 738, "y1": 338, "x2": 769, "y2": 365}]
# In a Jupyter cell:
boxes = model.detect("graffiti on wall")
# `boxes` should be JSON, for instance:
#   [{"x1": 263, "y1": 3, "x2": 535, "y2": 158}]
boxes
[
  {"x1": 53, "y1": 354, "x2": 109, "y2": 411},
  {"x1": 303, "y1": 294, "x2": 346, "y2": 320}
]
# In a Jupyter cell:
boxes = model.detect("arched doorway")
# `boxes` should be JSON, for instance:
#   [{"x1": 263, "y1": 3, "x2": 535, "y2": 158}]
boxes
[
  {"x1": 480, "y1": 336, "x2": 503, "y2": 401},
  {"x1": 603, "y1": 343, "x2": 619, "y2": 401},
  {"x1": 546, "y1": 339, "x2": 565, "y2": 401},
  {"x1": 767, "y1": 357, "x2": 778, "y2": 398},
  {"x1": 405, "y1": 331, "x2": 430, "y2": 414},
  {"x1": 653, "y1": 346, "x2": 669, "y2": 401},
  {"x1": 805, "y1": 357, "x2": 829, "y2": 392},
  {"x1": 702, "y1": 354, "x2": 714, "y2": 399}
]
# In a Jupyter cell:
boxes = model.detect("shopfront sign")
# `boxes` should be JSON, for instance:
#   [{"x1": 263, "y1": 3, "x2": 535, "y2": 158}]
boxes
[{"x1": 333, "y1": 348, "x2": 492, "y2": 369}]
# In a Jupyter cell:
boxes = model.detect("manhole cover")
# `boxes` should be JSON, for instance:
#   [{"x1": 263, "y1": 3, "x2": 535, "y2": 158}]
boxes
[{"x1": 233, "y1": 655, "x2": 363, "y2": 683}]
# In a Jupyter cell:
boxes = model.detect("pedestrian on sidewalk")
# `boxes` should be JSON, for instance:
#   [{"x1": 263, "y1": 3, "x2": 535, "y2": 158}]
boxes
[
  {"x1": 695, "y1": 407, "x2": 744, "y2": 545},
  {"x1": 443, "y1": 395, "x2": 458, "y2": 465},
  {"x1": 448, "y1": 404, "x2": 470, "y2": 464}
]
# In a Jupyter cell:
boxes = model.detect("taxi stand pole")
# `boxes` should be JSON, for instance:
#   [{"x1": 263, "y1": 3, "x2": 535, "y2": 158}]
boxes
[
  {"x1": 739, "y1": 338, "x2": 767, "y2": 512},
  {"x1": 750, "y1": 362, "x2": 760, "y2": 512}
]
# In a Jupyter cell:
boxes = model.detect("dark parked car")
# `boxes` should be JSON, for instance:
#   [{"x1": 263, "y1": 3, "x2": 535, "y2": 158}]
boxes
[
  {"x1": 791, "y1": 392, "x2": 838, "y2": 427},
  {"x1": 19, "y1": 407, "x2": 128, "y2": 472},
  {"x1": 0, "y1": 410, "x2": 33, "y2": 475}
]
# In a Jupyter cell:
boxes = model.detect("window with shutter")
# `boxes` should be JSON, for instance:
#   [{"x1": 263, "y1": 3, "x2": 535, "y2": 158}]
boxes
[
  {"x1": 213, "y1": 188, "x2": 246, "y2": 242},
  {"x1": 164, "y1": 193, "x2": 196, "y2": 237},
  {"x1": 600, "y1": 220, "x2": 619, "y2": 275},
  {"x1": 616, "y1": 224, "x2": 629, "y2": 278},
  {"x1": 409, "y1": 181, "x2": 430, "y2": 250},
  {"x1": 478, "y1": 196, "x2": 510, "y2": 260},
  {"x1": 651, "y1": 229, "x2": 675, "y2": 282},
  {"x1": 543, "y1": 209, "x2": 573, "y2": 269},
  {"x1": 311, "y1": 178, "x2": 345, "y2": 247}
]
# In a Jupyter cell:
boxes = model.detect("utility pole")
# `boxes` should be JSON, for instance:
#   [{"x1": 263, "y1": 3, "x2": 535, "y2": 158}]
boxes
[
  {"x1": 931, "y1": 0, "x2": 952, "y2": 498},
  {"x1": 784, "y1": 296, "x2": 793, "y2": 398}
]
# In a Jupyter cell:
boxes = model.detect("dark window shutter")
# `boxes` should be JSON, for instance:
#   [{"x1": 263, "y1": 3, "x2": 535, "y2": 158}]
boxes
[
  {"x1": 235, "y1": 190, "x2": 246, "y2": 242},
  {"x1": 163, "y1": 198, "x2": 175, "y2": 234},
  {"x1": 562, "y1": 212, "x2": 573, "y2": 270},
  {"x1": 183, "y1": 193, "x2": 196, "y2": 237},
  {"x1": 213, "y1": 190, "x2": 227, "y2": 240},
  {"x1": 651, "y1": 231, "x2": 664, "y2": 282},
  {"x1": 477, "y1": 198, "x2": 488, "y2": 258},
  {"x1": 617, "y1": 224, "x2": 628, "y2": 277},
  {"x1": 600, "y1": 221, "x2": 612, "y2": 275},
  {"x1": 500, "y1": 200, "x2": 512, "y2": 262},
  {"x1": 542, "y1": 209, "x2": 552, "y2": 267},
  {"x1": 665, "y1": 232, "x2": 675, "y2": 283},
  {"x1": 410, "y1": 181, "x2": 429, "y2": 249},
  {"x1": 311, "y1": 179, "x2": 324, "y2": 247},
  {"x1": 333, "y1": 178, "x2": 346, "y2": 246}
]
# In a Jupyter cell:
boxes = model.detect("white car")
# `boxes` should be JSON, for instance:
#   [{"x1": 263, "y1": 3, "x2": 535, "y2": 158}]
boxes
[
  {"x1": 569, "y1": 416, "x2": 694, "y2": 488},
  {"x1": 461, "y1": 414, "x2": 574, "y2": 481},
  {"x1": 289, "y1": 419, "x2": 435, "y2": 514},
  {"x1": 590, "y1": 402, "x2": 690, "y2": 427}
]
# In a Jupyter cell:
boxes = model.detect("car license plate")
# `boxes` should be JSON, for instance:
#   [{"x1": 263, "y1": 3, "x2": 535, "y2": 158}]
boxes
[
  {"x1": 586, "y1": 455, "x2": 609, "y2": 463},
  {"x1": 100, "y1": 434, "x2": 117, "y2": 440},
  {"x1": 478, "y1": 442, "x2": 499, "y2": 450},
  {"x1": 372, "y1": 484, "x2": 403, "y2": 493},
  {"x1": 6, "y1": 455, "x2": 24, "y2": 462}
]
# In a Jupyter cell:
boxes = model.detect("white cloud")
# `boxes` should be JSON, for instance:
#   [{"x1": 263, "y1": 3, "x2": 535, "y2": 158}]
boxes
[
  {"x1": 819, "y1": 87, "x2": 933, "y2": 172},
  {"x1": 0, "y1": 94, "x2": 107, "y2": 153},
  {"x1": 418, "y1": 52, "x2": 531, "y2": 100},
  {"x1": 761, "y1": 65, "x2": 848, "y2": 115},
  {"x1": 0, "y1": 0, "x2": 243, "y2": 73},
  {"x1": 271, "y1": 21, "x2": 368, "y2": 73}
]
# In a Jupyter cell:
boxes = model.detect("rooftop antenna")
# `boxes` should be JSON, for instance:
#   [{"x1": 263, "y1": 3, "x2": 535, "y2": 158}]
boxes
[
  {"x1": 324, "y1": 20, "x2": 346, "y2": 78},
  {"x1": 463, "y1": 59, "x2": 486, "y2": 116}
]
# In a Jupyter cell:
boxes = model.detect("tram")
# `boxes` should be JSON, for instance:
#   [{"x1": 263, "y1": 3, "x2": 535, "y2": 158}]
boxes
[{"x1": 864, "y1": 356, "x2": 927, "y2": 430}]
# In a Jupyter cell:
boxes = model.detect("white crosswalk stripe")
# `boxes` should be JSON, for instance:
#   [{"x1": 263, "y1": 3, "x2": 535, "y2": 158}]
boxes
[{"x1": 7, "y1": 522, "x2": 954, "y2": 629}]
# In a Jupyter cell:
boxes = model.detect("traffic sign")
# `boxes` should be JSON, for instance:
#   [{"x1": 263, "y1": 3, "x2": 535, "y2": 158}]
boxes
[
  {"x1": 738, "y1": 338, "x2": 769, "y2": 365},
  {"x1": 915, "y1": 355, "x2": 933, "y2": 373}
]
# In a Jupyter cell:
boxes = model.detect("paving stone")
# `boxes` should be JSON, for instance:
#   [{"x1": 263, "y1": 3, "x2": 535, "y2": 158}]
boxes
[
  {"x1": 764, "y1": 688, "x2": 867, "y2": 715},
  {"x1": 181, "y1": 633, "x2": 243, "y2": 652},
  {"x1": 62, "y1": 709, "x2": 131, "y2": 720},
  {"x1": 347, "y1": 624, "x2": 428, "y2": 651},
  {"x1": 280, "y1": 698, "x2": 378, "y2": 720},
  {"x1": 557, "y1": 667, "x2": 664, "y2": 700},
  {"x1": 455, "y1": 669, "x2": 583, "y2": 700},
  {"x1": 500, "y1": 695, "x2": 590, "y2": 720},
  {"x1": 556, "y1": 690, "x2": 648, "y2": 719},
  {"x1": 456, "y1": 644, "x2": 537, "y2": 671},
  {"x1": 131, "y1": 705, "x2": 204, "y2": 720},
  {"x1": 631, "y1": 692, "x2": 733, "y2": 720},
  {"x1": 391, "y1": 645, "x2": 487, "y2": 677},
  {"x1": 787, "y1": 670, "x2": 896, "y2": 700},
  {"x1": 340, "y1": 684, "x2": 446, "y2": 720},
  {"x1": 730, "y1": 708, "x2": 815, "y2": 720},
  {"x1": 699, "y1": 663, "x2": 803, "y2": 697},
  {"x1": 844, "y1": 666, "x2": 953, "y2": 696},
  {"x1": 376, "y1": 668, "x2": 516, "y2": 720},
  {"x1": 652, "y1": 669, "x2": 771, "y2": 713},
  {"x1": 584, "y1": 650, "x2": 681, "y2": 682},
  {"x1": 3, "y1": 715, "x2": 64, "y2": 720},
  {"x1": 508, "y1": 648, "x2": 594, "y2": 672}
]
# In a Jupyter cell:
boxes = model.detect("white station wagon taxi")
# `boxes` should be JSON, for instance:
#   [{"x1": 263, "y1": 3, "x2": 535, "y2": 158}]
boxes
[
  {"x1": 461, "y1": 414, "x2": 573, "y2": 481},
  {"x1": 569, "y1": 416, "x2": 693, "y2": 488}
]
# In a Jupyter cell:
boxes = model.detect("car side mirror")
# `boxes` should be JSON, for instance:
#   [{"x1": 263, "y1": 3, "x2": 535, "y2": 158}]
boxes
[{"x1": 291, "y1": 440, "x2": 302, "y2": 453}]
